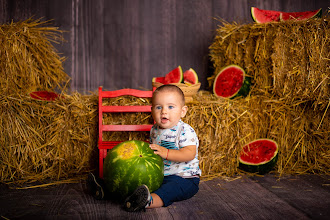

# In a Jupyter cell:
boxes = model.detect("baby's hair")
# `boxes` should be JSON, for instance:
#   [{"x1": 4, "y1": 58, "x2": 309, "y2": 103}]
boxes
[{"x1": 152, "y1": 84, "x2": 185, "y2": 105}]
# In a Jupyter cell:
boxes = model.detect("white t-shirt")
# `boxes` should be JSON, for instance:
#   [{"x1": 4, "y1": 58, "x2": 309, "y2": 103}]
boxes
[{"x1": 150, "y1": 120, "x2": 201, "y2": 177}]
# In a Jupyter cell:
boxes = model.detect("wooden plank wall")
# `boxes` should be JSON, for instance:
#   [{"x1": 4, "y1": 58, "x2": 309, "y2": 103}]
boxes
[{"x1": 0, "y1": 0, "x2": 328, "y2": 93}]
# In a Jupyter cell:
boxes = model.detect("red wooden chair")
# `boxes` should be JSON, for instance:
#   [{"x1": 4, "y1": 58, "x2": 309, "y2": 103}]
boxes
[{"x1": 98, "y1": 86, "x2": 153, "y2": 178}]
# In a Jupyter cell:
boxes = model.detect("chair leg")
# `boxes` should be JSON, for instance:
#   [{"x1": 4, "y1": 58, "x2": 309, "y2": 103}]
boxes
[{"x1": 99, "y1": 149, "x2": 104, "y2": 178}]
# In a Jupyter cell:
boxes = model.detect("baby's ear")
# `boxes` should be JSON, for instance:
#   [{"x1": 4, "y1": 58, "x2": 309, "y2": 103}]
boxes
[{"x1": 181, "y1": 106, "x2": 188, "y2": 117}]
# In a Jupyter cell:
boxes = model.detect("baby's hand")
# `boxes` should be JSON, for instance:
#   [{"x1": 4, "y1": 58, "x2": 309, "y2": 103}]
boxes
[{"x1": 149, "y1": 144, "x2": 168, "y2": 159}]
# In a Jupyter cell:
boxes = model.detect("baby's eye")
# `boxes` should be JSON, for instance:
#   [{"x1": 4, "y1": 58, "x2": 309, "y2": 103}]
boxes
[
  {"x1": 156, "y1": 106, "x2": 162, "y2": 110},
  {"x1": 168, "y1": 106, "x2": 174, "y2": 109}
]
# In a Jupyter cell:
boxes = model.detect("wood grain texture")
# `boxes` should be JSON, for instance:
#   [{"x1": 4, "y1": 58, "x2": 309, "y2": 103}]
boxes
[
  {"x1": 0, "y1": 175, "x2": 329, "y2": 219},
  {"x1": 0, "y1": 0, "x2": 328, "y2": 93}
]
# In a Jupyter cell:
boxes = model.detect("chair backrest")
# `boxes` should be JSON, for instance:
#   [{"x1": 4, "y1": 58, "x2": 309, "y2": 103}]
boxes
[
  {"x1": 97, "y1": 86, "x2": 154, "y2": 178},
  {"x1": 98, "y1": 86, "x2": 153, "y2": 143}
]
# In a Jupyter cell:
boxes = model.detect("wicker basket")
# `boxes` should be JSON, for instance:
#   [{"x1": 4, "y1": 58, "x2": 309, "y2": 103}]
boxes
[{"x1": 152, "y1": 82, "x2": 201, "y2": 103}]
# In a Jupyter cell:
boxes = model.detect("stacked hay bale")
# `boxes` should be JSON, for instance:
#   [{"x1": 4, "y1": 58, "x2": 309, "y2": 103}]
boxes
[
  {"x1": 1, "y1": 17, "x2": 329, "y2": 185},
  {"x1": 0, "y1": 18, "x2": 69, "y2": 96},
  {"x1": 206, "y1": 16, "x2": 329, "y2": 178}
]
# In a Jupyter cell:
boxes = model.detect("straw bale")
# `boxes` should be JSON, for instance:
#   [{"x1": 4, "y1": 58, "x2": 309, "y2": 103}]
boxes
[
  {"x1": 1, "y1": 91, "x2": 328, "y2": 184},
  {"x1": 187, "y1": 92, "x2": 329, "y2": 179},
  {"x1": 0, "y1": 92, "x2": 98, "y2": 184},
  {"x1": 0, "y1": 18, "x2": 69, "y2": 96},
  {"x1": 209, "y1": 17, "x2": 330, "y2": 109}
]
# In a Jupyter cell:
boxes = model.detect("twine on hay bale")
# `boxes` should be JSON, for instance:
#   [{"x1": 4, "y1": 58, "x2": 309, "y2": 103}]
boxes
[{"x1": 209, "y1": 16, "x2": 330, "y2": 110}]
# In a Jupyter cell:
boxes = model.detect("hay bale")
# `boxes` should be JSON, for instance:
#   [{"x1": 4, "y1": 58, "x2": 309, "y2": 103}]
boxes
[
  {"x1": 187, "y1": 92, "x2": 329, "y2": 179},
  {"x1": 0, "y1": 93, "x2": 98, "y2": 184},
  {"x1": 209, "y1": 17, "x2": 330, "y2": 109},
  {"x1": 0, "y1": 18, "x2": 69, "y2": 96},
  {"x1": 0, "y1": 92, "x2": 328, "y2": 184}
]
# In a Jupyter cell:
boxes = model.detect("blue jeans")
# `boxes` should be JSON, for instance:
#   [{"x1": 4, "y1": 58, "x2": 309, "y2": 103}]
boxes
[{"x1": 153, "y1": 175, "x2": 200, "y2": 207}]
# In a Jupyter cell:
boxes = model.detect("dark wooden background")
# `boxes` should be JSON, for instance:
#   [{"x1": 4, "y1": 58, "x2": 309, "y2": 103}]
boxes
[{"x1": 0, "y1": 0, "x2": 328, "y2": 93}]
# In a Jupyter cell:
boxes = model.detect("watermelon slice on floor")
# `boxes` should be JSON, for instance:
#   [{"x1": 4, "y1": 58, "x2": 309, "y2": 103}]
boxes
[
  {"x1": 251, "y1": 7, "x2": 322, "y2": 23},
  {"x1": 213, "y1": 65, "x2": 251, "y2": 99},
  {"x1": 239, "y1": 139, "x2": 279, "y2": 175},
  {"x1": 152, "y1": 66, "x2": 183, "y2": 84},
  {"x1": 183, "y1": 68, "x2": 198, "y2": 85}
]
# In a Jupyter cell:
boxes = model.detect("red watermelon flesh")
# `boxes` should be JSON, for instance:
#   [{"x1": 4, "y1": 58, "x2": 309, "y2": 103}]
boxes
[
  {"x1": 30, "y1": 91, "x2": 60, "y2": 101},
  {"x1": 152, "y1": 66, "x2": 183, "y2": 84},
  {"x1": 239, "y1": 139, "x2": 279, "y2": 174},
  {"x1": 164, "y1": 66, "x2": 183, "y2": 84},
  {"x1": 152, "y1": 76, "x2": 166, "y2": 84},
  {"x1": 251, "y1": 7, "x2": 281, "y2": 23},
  {"x1": 183, "y1": 68, "x2": 198, "y2": 85},
  {"x1": 213, "y1": 65, "x2": 244, "y2": 98},
  {"x1": 240, "y1": 139, "x2": 277, "y2": 164},
  {"x1": 251, "y1": 7, "x2": 322, "y2": 23},
  {"x1": 280, "y1": 8, "x2": 322, "y2": 21}
]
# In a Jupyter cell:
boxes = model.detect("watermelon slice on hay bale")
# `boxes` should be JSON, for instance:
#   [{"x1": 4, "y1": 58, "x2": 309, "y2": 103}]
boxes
[
  {"x1": 213, "y1": 65, "x2": 251, "y2": 99},
  {"x1": 251, "y1": 7, "x2": 322, "y2": 23}
]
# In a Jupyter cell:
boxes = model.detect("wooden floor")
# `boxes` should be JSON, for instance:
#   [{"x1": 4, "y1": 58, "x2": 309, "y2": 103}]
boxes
[{"x1": 0, "y1": 174, "x2": 329, "y2": 220}]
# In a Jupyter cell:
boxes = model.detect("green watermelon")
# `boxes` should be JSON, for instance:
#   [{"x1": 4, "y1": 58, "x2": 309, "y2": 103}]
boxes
[
  {"x1": 213, "y1": 65, "x2": 251, "y2": 99},
  {"x1": 152, "y1": 66, "x2": 183, "y2": 84},
  {"x1": 239, "y1": 139, "x2": 278, "y2": 175},
  {"x1": 183, "y1": 68, "x2": 198, "y2": 85},
  {"x1": 251, "y1": 7, "x2": 322, "y2": 23},
  {"x1": 103, "y1": 140, "x2": 164, "y2": 200}
]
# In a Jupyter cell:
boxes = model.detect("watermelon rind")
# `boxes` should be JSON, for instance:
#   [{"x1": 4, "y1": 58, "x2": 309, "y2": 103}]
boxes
[
  {"x1": 280, "y1": 8, "x2": 322, "y2": 21},
  {"x1": 183, "y1": 68, "x2": 199, "y2": 85},
  {"x1": 238, "y1": 139, "x2": 279, "y2": 175},
  {"x1": 251, "y1": 7, "x2": 281, "y2": 23},
  {"x1": 103, "y1": 140, "x2": 164, "y2": 201},
  {"x1": 213, "y1": 64, "x2": 251, "y2": 99}
]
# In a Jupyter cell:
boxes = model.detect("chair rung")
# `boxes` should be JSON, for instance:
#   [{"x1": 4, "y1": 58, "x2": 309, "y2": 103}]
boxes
[
  {"x1": 101, "y1": 105, "x2": 151, "y2": 113},
  {"x1": 101, "y1": 124, "x2": 153, "y2": 132},
  {"x1": 98, "y1": 141, "x2": 122, "y2": 149}
]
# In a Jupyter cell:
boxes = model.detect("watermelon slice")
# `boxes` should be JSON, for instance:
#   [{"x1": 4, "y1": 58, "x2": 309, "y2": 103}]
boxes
[
  {"x1": 239, "y1": 139, "x2": 279, "y2": 175},
  {"x1": 152, "y1": 66, "x2": 183, "y2": 84},
  {"x1": 183, "y1": 68, "x2": 198, "y2": 85},
  {"x1": 30, "y1": 91, "x2": 61, "y2": 101},
  {"x1": 251, "y1": 7, "x2": 322, "y2": 23},
  {"x1": 152, "y1": 76, "x2": 166, "y2": 84},
  {"x1": 251, "y1": 7, "x2": 281, "y2": 23},
  {"x1": 280, "y1": 8, "x2": 322, "y2": 21},
  {"x1": 213, "y1": 65, "x2": 251, "y2": 99}
]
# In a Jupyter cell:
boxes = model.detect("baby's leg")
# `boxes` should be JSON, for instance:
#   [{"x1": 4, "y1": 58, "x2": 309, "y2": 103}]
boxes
[{"x1": 147, "y1": 193, "x2": 164, "y2": 208}]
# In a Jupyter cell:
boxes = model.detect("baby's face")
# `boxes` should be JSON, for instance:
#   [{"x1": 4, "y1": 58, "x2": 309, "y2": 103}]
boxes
[{"x1": 151, "y1": 91, "x2": 187, "y2": 129}]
